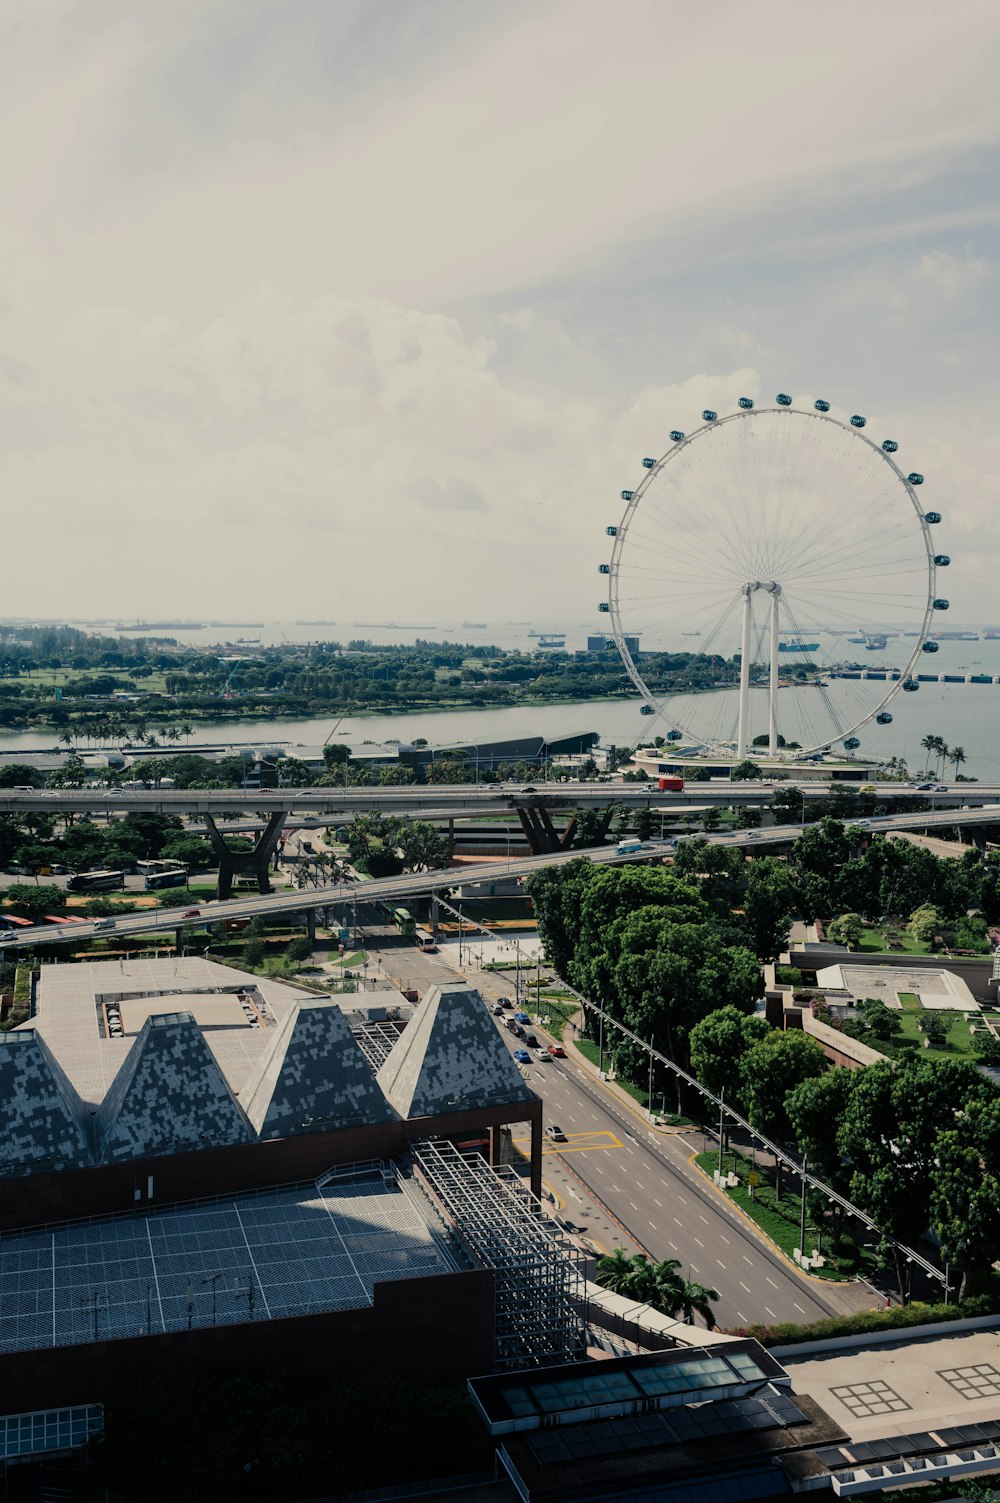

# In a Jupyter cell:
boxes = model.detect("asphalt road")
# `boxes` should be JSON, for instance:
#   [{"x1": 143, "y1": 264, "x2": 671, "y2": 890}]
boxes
[{"x1": 364, "y1": 929, "x2": 844, "y2": 1330}]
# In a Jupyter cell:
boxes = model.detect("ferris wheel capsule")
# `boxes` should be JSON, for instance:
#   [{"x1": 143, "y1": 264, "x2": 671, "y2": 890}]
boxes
[
  {"x1": 922, "y1": 640, "x2": 939, "y2": 653},
  {"x1": 621, "y1": 490, "x2": 635, "y2": 501},
  {"x1": 669, "y1": 431, "x2": 685, "y2": 442},
  {"x1": 933, "y1": 598, "x2": 949, "y2": 610},
  {"x1": 903, "y1": 678, "x2": 920, "y2": 692},
  {"x1": 907, "y1": 472, "x2": 924, "y2": 485},
  {"x1": 925, "y1": 511, "x2": 942, "y2": 524},
  {"x1": 598, "y1": 602, "x2": 610, "y2": 613},
  {"x1": 882, "y1": 439, "x2": 898, "y2": 452},
  {"x1": 603, "y1": 399, "x2": 945, "y2": 758},
  {"x1": 876, "y1": 712, "x2": 893, "y2": 725},
  {"x1": 642, "y1": 457, "x2": 656, "y2": 468},
  {"x1": 844, "y1": 737, "x2": 861, "y2": 750},
  {"x1": 639, "y1": 704, "x2": 655, "y2": 716},
  {"x1": 776, "y1": 393, "x2": 792, "y2": 406},
  {"x1": 850, "y1": 414, "x2": 866, "y2": 428},
  {"x1": 934, "y1": 554, "x2": 950, "y2": 566},
  {"x1": 598, "y1": 563, "x2": 610, "y2": 574},
  {"x1": 606, "y1": 525, "x2": 618, "y2": 536}
]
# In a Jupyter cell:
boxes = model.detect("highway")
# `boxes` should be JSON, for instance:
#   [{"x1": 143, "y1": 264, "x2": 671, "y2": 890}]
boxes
[
  {"x1": 6, "y1": 798, "x2": 1000, "y2": 950},
  {"x1": 3, "y1": 778, "x2": 1000, "y2": 819}
]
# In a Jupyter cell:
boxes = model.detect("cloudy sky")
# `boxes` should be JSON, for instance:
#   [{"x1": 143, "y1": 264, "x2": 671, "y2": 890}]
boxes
[{"x1": 2, "y1": 0, "x2": 998, "y2": 623}]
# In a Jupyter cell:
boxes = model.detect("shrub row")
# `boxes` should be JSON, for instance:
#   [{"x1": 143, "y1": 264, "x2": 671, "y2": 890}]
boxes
[{"x1": 726, "y1": 1291, "x2": 1000, "y2": 1348}]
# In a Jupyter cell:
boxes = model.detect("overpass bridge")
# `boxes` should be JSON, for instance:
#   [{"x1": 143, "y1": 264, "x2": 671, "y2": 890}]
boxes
[
  {"x1": 2, "y1": 780, "x2": 999, "y2": 893},
  {"x1": 5, "y1": 800, "x2": 1000, "y2": 953}
]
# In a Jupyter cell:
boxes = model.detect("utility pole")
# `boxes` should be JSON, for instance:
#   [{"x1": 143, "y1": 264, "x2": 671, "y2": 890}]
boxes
[
  {"x1": 799, "y1": 1153, "x2": 809, "y2": 1257},
  {"x1": 717, "y1": 1089, "x2": 726, "y2": 1178}
]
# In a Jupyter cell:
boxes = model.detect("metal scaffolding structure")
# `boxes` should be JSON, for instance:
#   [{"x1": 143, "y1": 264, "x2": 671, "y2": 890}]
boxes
[{"x1": 410, "y1": 1139, "x2": 587, "y2": 1370}]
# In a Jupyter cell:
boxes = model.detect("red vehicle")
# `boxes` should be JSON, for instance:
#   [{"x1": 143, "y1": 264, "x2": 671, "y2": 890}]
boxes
[
  {"x1": 181, "y1": 908, "x2": 201, "y2": 919},
  {"x1": 547, "y1": 1044, "x2": 566, "y2": 1059},
  {"x1": 658, "y1": 776, "x2": 685, "y2": 792}
]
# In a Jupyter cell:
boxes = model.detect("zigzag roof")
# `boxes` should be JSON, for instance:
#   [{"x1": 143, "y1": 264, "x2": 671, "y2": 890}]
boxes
[
  {"x1": 241, "y1": 1001, "x2": 396, "y2": 1138},
  {"x1": 376, "y1": 984, "x2": 535, "y2": 1119},
  {"x1": 95, "y1": 1011, "x2": 253, "y2": 1163},
  {"x1": 0, "y1": 1029, "x2": 94, "y2": 1177}
]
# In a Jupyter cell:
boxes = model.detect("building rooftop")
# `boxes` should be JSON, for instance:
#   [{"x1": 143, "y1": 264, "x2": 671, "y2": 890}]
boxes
[
  {"x1": 816, "y1": 963, "x2": 978, "y2": 1012},
  {"x1": 0, "y1": 1167, "x2": 453, "y2": 1358},
  {"x1": 781, "y1": 1324, "x2": 1000, "y2": 1442},
  {"x1": 377, "y1": 983, "x2": 535, "y2": 1117}
]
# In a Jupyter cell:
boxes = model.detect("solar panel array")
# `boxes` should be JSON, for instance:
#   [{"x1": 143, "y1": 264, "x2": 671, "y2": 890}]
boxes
[{"x1": 0, "y1": 1178, "x2": 451, "y2": 1356}]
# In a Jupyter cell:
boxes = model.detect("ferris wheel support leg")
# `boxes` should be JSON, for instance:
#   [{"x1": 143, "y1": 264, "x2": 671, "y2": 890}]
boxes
[
  {"x1": 768, "y1": 586, "x2": 780, "y2": 757},
  {"x1": 736, "y1": 585, "x2": 753, "y2": 759}
]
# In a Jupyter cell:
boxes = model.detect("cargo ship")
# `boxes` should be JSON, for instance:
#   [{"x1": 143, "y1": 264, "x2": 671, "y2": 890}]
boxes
[{"x1": 778, "y1": 639, "x2": 819, "y2": 653}]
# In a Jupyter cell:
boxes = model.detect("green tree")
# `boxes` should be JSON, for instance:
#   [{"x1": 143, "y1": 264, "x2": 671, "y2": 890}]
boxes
[
  {"x1": 857, "y1": 997, "x2": 902, "y2": 1040},
  {"x1": 0, "y1": 764, "x2": 43, "y2": 788},
  {"x1": 397, "y1": 820, "x2": 450, "y2": 872},
  {"x1": 730, "y1": 760, "x2": 762, "y2": 781},
  {"x1": 734, "y1": 805, "x2": 762, "y2": 829},
  {"x1": 740, "y1": 1029, "x2": 826, "y2": 1144},
  {"x1": 287, "y1": 937, "x2": 313, "y2": 962},
  {"x1": 3, "y1": 882, "x2": 67, "y2": 919},
  {"x1": 241, "y1": 939, "x2": 266, "y2": 969},
  {"x1": 826, "y1": 912, "x2": 864, "y2": 950},
  {"x1": 14, "y1": 844, "x2": 59, "y2": 882},
  {"x1": 786, "y1": 1069, "x2": 855, "y2": 1189},
  {"x1": 700, "y1": 807, "x2": 721, "y2": 833},
  {"x1": 159, "y1": 834, "x2": 214, "y2": 870},
  {"x1": 908, "y1": 903, "x2": 941, "y2": 945},
  {"x1": 931, "y1": 1091, "x2": 1000, "y2": 1297},
  {"x1": 689, "y1": 1005, "x2": 769, "y2": 1100},
  {"x1": 276, "y1": 757, "x2": 314, "y2": 787},
  {"x1": 921, "y1": 1012, "x2": 948, "y2": 1047},
  {"x1": 742, "y1": 858, "x2": 796, "y2": 959}
]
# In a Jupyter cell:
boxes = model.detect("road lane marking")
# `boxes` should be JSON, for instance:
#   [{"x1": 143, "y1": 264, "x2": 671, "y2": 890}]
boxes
[
  {"x1": 699, "y1": 1214, "x2": 709, "y2": 1224},
  {"x1": 716, "y1": 1260, "x2": 726, "y2": 1269},
  {"x1": 765, "y1": 1307, "x2": 776, "y2": 1318},
  {"x1": 766, "y1": 1277, "x2": 779, "y2": 1289},
  {"x1": 635, "y1": 1181, "x2": 645, "y2": 1190},
  {"x1": 677, "y1": 1195, "x2": 688, "y2": 1204},
  {"x1": 649, "y1": 1223, "x2": 657, "y2": 1231},
  {"x1": 693, "y1": 1237, "x2": 704, "y2": 1248},
  {"x1": 668, "y1": 1241, "x2": 678, "y2": 1251},
  {"x1": 673, "y1": 1217, "x2": 683, "y2": 1227},
  {"x1": 793, "y1": 1302, "x2": 806, "y2": 1314},
  {"x1": 629, "y1": 1202, "x2": 638, "y2": 1211},
  {"x1": 720, "y1": 1235, "x2": 730, "y2": 1245},
  {"x1": 743, "y1": 1256, "x2": 753, "y2": 1266},
  {"x1": 737, "y1": 1310, "x2": 747, "y2": 1322},
  {"x1": 739, "y1": 1282, "x2": 751, "y2": 1293}
]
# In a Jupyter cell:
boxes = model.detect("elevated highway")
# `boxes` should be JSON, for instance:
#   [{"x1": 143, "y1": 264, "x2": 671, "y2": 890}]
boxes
[
  {"x1": 4, "y1": 780, "x2": 1000, "y2": 818},
  {"x1": 5, "y1": 800, "x2": 1000, "y2": 951}
]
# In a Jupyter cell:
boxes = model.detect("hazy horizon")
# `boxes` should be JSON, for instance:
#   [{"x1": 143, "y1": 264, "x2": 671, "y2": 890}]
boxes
[{"x1": 2, "y1": 1, "x2": 998, "y2": 620}]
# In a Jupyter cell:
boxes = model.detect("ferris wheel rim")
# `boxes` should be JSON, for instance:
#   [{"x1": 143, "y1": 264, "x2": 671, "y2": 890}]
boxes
[{"x1": 605, "y1": 403, "x2": 938, "y2": 757}]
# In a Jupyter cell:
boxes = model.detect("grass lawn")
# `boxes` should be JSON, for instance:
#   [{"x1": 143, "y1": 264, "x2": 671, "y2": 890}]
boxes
[
  {"x1": 693, "y1": 1149, "x2": 869, "y2": 1282},
  {"x1": 856, "y1": 930, "x2": 932, "y2": 955},
  {"x1": 879, "y1": 1004, "x2": 985, "y2": 1061}
]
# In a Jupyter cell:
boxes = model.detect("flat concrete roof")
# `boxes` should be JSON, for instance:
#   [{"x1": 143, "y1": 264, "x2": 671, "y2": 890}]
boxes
[
  {"x1": 782, "y1": 1325, "x2": 1000, "y2": 1442},
  {"x1": 27, "y1": 958, "x2": 314, "y2": 1107},
  {"x1": 117, "y1": 993, "x2": 252, "y2": 1034},
  {"x1": 817, "y1": 963, "x2": 979, "y2": 1012}
]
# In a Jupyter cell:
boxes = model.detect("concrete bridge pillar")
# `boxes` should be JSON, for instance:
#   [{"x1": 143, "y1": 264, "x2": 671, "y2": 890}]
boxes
[
  {"x1": 514, "y1": 803, "x2": 584, "y2": 854},
  {"x1": 203, "y1": 811, "x2": 287, "y2": 900}
]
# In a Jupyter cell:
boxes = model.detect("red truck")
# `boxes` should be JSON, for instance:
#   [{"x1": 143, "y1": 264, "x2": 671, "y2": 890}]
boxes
[{"x1": 657, "y1": 777, "x2": 685, "y2": 792}]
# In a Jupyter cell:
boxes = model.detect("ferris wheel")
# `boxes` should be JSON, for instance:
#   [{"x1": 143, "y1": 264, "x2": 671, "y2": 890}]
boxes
[{"x1": 599, "y1": 395, "x2": 951, "y2": 758}]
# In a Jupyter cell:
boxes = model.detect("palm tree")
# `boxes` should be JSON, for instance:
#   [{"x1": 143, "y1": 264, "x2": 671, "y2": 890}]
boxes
[
  {"x1": 675, "y1": 1277, "x2": 720, "y2": 1328},
  {"x1": 180, "y1": 722, "x2": 194, "y2": 746},
  {"x1": 919, "y1": 734, "x2": 937, "y2": 775},
  {"x1": 951, "y1": 745, "x2": 966, "y2": 780},
  {"x1": 595, "y1": 1247, "x2": 643, "y2": 1296},
  {"x1": 935, "y1": 737, "x2": 950, "y2": 777}
]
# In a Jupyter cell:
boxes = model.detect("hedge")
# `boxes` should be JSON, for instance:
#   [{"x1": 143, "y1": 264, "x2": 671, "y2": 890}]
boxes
[{"x1": 725, "y1": 1291, "x2": 1000, "y2": 1348}]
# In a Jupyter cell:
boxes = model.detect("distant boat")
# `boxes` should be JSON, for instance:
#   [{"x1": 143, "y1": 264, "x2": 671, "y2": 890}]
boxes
[
  {"x1": 116, "y1": 620, "x2": 204, "y2": 631},
  {"x1": 778, "y1": 640, "x2": 819, "y2": 653},
  {"x1": 462, "y1": 622, "x2": 487, "y2": 629},
  {"x1": 681, "y1": 631, "x2": 702, "y2": 637}
]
